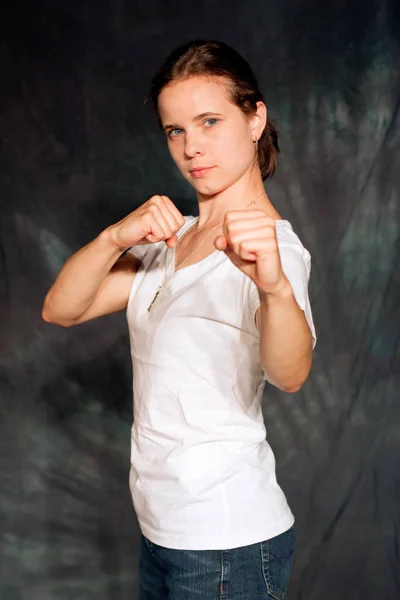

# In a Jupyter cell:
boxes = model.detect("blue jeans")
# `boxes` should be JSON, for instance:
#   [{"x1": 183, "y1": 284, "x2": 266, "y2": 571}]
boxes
[{"x1": 139, "y1": 526, "x2": 295, "y2": 600}]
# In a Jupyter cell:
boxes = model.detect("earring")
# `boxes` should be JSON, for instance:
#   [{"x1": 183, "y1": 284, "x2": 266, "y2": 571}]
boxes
[{"x1": 254, "y1": 139, "x2": 259, "y2": 153}]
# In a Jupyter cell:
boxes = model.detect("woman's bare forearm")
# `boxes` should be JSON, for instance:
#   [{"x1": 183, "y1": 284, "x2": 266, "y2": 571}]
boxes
[
  {"x1": 42, "y1": 196, "x2": 185, "y2": 327},
  {"x1": 42, "y1": 226, "x2": 124, "y2": 326}
]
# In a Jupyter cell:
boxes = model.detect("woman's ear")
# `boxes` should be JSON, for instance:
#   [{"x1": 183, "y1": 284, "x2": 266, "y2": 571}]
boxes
[{"x1": 250, "y1": 101, "x2": 267, "y2": 140}]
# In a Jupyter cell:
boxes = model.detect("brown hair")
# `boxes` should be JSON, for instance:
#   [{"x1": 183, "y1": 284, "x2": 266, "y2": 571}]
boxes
[{"x1": 148, "y1": 40, "x2": 279, "y2": 180}]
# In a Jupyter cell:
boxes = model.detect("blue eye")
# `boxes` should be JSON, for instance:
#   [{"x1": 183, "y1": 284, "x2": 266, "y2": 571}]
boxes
[
  {"x1": 205, "y1": 118, "x2": 219, "y2": 127},
  {"x1": 168, "y1": 128, "x2": 183, "y2": 138}
]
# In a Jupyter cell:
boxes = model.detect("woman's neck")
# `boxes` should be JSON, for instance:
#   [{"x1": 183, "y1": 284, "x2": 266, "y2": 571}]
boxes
[{"x1": 195, "y1": 180, "x2": 281, "y2": 228}]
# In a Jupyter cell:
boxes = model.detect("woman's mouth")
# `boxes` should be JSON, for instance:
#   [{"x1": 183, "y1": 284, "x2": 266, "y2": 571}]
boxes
[{"x1": 189, "y1": 166, "x2": 215, "y2": 178}]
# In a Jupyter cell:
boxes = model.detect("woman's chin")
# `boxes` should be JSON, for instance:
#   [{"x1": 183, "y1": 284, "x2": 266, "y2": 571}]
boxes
[
  {"x1": 192, "y1": 172, "x2": 247, "y2": 198},
  {"x1": 190, "y1": 176, "x2": 234, "y2": 198},
  {"x1": 191, "y1": 180, "x2": 220, "y2": 197}
]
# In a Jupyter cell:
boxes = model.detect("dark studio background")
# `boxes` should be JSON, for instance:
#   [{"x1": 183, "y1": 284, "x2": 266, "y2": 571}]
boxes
[{"x1": 1, "y1": 1, "x2": 400, "y2": 599}]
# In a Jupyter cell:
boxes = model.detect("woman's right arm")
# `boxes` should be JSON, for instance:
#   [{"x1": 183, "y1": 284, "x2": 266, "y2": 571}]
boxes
[
  {"x1": 42, "y1": 195, "x2": 185, "y2": 327},
  {"x1": 42, "y1": 228, "x2": 139, "y2": 327}
]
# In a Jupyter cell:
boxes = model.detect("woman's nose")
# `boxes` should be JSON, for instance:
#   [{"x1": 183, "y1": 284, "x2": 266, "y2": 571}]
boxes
[{"x1": 184, "y1": 134, "x2": 204, "y2": 158}]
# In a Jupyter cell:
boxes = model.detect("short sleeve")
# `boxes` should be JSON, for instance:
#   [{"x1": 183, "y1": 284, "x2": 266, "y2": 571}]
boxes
[
  {"x1": 126, "y1": 244, "x2": 151, "y2": 261},
  {"x1": 248, "y1": 224, "x2": 317, "y2": 349}
]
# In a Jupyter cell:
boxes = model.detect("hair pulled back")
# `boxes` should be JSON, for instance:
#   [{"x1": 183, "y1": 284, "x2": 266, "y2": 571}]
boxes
[{"x1": 148, "y1": 40, "x2": 279, "y2": 180}]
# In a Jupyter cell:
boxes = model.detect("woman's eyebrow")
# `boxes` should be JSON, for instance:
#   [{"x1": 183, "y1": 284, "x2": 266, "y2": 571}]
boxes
[
  {"x1": 163, "y1": 112, "x2": 223, "y2": 131},
  {"x1": 193, "y1": 111, "x2": 223, "y2": 121}
]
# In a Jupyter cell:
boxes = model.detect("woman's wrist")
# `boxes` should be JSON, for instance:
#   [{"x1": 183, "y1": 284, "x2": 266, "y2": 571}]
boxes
[
  {"x1": 258, "y1": 276, "x2": 293, "y2": 304},
  {"x1": 99, "y1": 225, "x2": 128, "y2": 255}
]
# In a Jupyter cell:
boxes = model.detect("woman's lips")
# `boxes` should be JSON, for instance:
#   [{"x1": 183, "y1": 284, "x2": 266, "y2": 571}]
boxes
[{"x1": 189, "y1": 166, "x2": 214, "y2": 178}]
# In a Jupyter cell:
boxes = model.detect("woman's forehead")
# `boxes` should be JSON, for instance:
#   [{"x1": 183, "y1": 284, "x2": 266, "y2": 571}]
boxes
[{"x1": 158, "y1": 76, "x2": 234, "y2": 121}]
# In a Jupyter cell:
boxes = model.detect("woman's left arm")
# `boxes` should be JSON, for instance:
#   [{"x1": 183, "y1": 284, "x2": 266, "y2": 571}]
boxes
[
  {"x1": 256, "y1": 281, "x2": 313, "y2": 393},
  {"x1": 215, "y1": 210, "x2": 316, "y2": 393}
]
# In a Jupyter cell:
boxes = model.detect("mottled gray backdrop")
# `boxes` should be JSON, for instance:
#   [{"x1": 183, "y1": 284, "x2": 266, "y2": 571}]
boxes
[{"x1": 1, "y1": 1, "x2": 400, "y2": 599}]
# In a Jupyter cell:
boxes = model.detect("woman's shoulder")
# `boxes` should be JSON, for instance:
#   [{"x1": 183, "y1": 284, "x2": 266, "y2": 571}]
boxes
[
  {"x1": 182, "y1": 214, "x2": 197, "y2": 224},
  {"x1": 275, "y1": 219, "x2": 300, "y2": 243},
  {"x1": 275, "y1": 220, "x2": 312, "y2": 262}
]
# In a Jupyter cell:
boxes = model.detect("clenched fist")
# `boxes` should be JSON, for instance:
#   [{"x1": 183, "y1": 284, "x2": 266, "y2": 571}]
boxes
[
  {"x1": 214, "y1": 210, "x2": 289, "y2": 295},
  {"x1": 109, "y1": 195, "x2": 185, "y2": 252}
]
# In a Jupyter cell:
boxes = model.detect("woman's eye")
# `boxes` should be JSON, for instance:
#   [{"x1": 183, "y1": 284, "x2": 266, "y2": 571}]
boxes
[
  {"x1": 169, "y1": 128, "x2": 183, "y2": 138},
  {"x1": 204, "y1": 118, "x2": 219, "y2": 127}
]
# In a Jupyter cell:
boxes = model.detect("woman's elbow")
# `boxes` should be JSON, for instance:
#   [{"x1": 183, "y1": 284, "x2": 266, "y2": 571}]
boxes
[
  {"x1": 41, "y1": 306, "x2": 75, "y2": 328},
  {"x1": 281, "y1": 382, "x2": 303, "y2": 394},
  {"x1": 279, "y1": 360, "x2": 313, "y2": 394}
]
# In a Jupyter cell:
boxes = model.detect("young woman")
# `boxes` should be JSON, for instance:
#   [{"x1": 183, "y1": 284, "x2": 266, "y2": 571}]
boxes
[{"x1": 43, "y1": 40, "x2": 316, "y2": 600}]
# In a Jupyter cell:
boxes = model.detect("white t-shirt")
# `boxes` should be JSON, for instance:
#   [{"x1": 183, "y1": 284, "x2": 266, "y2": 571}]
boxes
[{"x1": 126, "y1": 215, "x2": 316, "y2": 551}]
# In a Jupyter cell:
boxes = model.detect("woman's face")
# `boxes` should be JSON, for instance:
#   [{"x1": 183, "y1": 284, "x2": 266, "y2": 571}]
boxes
[{"x1": 157, "y1": 76, "x2": 262, "y2": 197}]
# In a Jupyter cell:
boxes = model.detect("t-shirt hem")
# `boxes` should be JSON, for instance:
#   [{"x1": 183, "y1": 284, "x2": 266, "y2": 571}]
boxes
[{"x1": 138, "y1": 513, "x2": 295, "y2": 551}]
